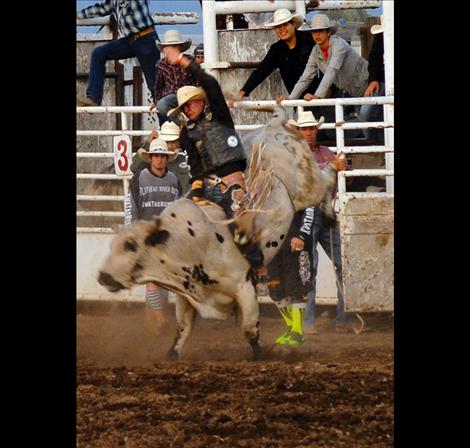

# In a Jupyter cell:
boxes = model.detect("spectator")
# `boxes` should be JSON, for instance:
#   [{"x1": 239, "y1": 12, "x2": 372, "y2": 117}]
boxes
[
  {"x1": 362, "y1": 15, "x2": 385, "y2": 144},
  {"x1": 163, "y1": 46, "x2": 269, "y2": 297},
  {"x1": 267, "y1": 206, "x2": 315, "y2": 346},
  {"x1": 129, "y1": 138, "x2": 182, "y2": 332},
  {"x1": 131, "y1": 121, "x2": 190, "y2": 194},
  {"x1": 289, "y1": 111, "x2": 355, "y2": 334},
  {"x1": 77, "y1": 0, "x2": 160, "y2": 107},
  {"x1": 235, "y1": 8, "x2": 336, "y2": 138},
  {"x1": 237, "y1": 9, "x2": 316, "y2": 99},
  {"x1": 193, "y1": 43, "x2": 204, "y2": 65},
  {"x1": 153, "y1": 30, "x2": 197, "y2": 125},
  {"x1": 282, "y1": 14, "x2": 369, "y2": 122}
]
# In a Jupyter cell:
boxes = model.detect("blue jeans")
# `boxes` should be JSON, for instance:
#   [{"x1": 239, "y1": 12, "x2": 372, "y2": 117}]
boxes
[
  {"x1": 360, "y1": 82, "x2": 385, "y2": 144},
  {"x1": 156, "y1": 93, "x2": 178, "y2": 125},
  {"x1": 86, "y1": 32, "x2": 160, "y2": 105},
  {"x1": 304, "y1": 209, "x2": 345, "y2": 326}
]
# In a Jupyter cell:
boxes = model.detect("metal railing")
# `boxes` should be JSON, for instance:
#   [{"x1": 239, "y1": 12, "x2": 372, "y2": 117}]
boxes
[
  {"x1": 77, "y1": 0, "x2": 393, "y2": 232},
  {"x1": 77, "y1": 12, "x2": 199, "y2": 27},
  {"x1": 77, "y1": 94, "x2": 394, "y2": 231},
  {"x1": 200, "y1": 0, "x2": 394, "y2": 192}
]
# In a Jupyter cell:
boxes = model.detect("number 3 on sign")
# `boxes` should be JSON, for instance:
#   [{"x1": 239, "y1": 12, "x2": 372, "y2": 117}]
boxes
[{"x1": 113, "y1": 135, "x2": 133, "y2": 175}]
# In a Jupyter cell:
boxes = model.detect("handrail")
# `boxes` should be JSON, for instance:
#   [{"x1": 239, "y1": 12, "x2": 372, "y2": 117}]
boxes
[
  {"x1": 75, "y1": 96, "x2": 394, "y2": 114},
  {"x1": 212, "y1": 1, "x2": 381, "y2": 14},
  {"x1": 77, "y1": 12, "x2": 199, "y2": 27},
  {"x1": 77, "y1": 97, "x2": 394, "y2": 231}
]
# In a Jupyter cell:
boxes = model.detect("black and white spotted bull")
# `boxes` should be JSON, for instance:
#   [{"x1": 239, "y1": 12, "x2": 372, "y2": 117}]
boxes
[{"x1": 98, "y1": 110, "x2": 337, "y2": 359}]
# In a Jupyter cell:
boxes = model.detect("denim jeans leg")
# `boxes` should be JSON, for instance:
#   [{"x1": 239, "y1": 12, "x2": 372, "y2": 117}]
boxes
[
  {"x1": 87, "y1": 37, "x2": 135, "y2": 105},
  {"x1": 360, "y1": 82, "x2": 385, "y2": 144},
  {"x1": 156, "y1": 93, "x2": 178, "y2": 125},
  {"x1": 133, "y1": 32, "x2": 161, "y2": 102}
]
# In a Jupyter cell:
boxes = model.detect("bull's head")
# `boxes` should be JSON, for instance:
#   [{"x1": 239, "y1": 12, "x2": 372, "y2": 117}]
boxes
[{"x1": 97, "y1": 218, "x2": 170, "y2": 292}]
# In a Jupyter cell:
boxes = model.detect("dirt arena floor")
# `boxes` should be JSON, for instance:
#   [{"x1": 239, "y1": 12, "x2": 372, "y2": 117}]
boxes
[{"x1": 77, "y1": 302, "x2": 394, "y2": 447}]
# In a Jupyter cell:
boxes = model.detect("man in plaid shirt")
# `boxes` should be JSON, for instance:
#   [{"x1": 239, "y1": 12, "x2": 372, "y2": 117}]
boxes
[
  {"x1": 77, "y1": 0, "x2": 160, "y2": 106},
  {"x1": 152, "y1": 29, "x2": 198, "y2": 125}
]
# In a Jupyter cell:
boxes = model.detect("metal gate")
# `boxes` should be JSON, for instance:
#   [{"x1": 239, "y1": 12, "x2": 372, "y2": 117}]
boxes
[{"x1": 76, "y1": 1, "x2": 394, "y2": 310}]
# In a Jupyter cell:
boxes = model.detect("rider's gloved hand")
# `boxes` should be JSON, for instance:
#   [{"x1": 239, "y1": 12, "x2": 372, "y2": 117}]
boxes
[{"x1": 187, "y1": 180, "x2": 204, "y2": 202}]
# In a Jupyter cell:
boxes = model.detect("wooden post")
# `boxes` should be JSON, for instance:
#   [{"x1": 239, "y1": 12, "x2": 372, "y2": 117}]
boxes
[
  {"x1": 132, "y1": 66, "x2": 143, "y2": 152},
  {"x1": 108, "y1": 14, "x2": 124, "y2": 130},
  {"x1": 114, "y1": 62, "x2": 125, "y2": 130}
]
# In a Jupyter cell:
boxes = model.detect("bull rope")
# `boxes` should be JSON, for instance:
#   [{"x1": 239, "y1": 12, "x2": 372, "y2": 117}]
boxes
[{"x1": 197, "y1": 142, "x2": 275, "y2": 225}]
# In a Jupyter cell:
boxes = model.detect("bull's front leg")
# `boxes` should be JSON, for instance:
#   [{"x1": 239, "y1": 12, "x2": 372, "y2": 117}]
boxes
[
  {"x1": 236, "y1": 281, "x2": 263, "y2": 359},
  {"x1": 166, "y1": 294, "x2": 196, "y2": 360}
]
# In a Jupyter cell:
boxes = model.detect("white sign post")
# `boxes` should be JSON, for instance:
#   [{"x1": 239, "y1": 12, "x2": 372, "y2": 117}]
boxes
[{"x1": 113, "y1": 135, "x2": 133, "y2": 176}]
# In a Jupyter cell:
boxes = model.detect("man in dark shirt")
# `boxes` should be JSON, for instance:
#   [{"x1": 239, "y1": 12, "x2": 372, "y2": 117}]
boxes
[
  {"x1": 234, "y1": 8, "x2": 335, "y2": 139},
  {"x1": 267, "y1": 206, "x2": 315, "y2": 346},
  {"x1": 237, "y1": 8, "x2": 320, "y2": 99},
  {"x1": 361, "y1": 17, "x2": 385, "y2": 144},
  {"x1": 163, "y1": 44, "x2": 270, "y2": 297}
]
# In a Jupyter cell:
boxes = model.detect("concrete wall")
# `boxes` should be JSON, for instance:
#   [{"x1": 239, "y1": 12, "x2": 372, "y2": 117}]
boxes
[
  {"x1": 339, "y1": 195, "x2": 394, "y2": 312},
  {"x1": 77, "y1": 233, "x2": 339, "y2": 304},
  {"x1": 77, "y1": 233, "x2": 145, "y2": 301},
  {"x1": 76, "y1": 39, "x2": 116, "y2": 171},
  {"x1": 77, "y1": 40, "x2": 123, "y2": 228},
  {"x1": 218, "y1": 28, "x2": 288, "y2": 126}
]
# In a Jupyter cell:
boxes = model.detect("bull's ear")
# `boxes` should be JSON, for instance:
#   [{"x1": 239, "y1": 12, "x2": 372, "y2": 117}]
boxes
[{"x1": 144, "y1": 218, "x2": 170, "y2": 246}]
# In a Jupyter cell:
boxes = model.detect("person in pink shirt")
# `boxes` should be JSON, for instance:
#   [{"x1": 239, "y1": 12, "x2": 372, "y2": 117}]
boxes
[{"x1": 289, "y1": 111, "x2": 356, "y2": 334}]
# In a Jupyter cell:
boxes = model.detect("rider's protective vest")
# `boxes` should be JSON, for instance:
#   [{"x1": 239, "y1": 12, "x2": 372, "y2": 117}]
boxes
[{"x1": 186, "y1": 111, "x2": 246, "y2": 176}]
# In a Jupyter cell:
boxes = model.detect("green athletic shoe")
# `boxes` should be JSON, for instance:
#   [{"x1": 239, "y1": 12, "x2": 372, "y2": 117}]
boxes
[
  {"x1": 275, "y1": 329, "x2": 292, "y2": 345},
  {"x1": 284, "y1": 331, "x2": 305, "y2": 346}
]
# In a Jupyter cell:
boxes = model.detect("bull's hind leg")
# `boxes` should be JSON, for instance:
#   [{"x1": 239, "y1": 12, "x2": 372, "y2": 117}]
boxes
[
  {"x1": 166, "y1": 294, "x2": 196, "y2": 360},
  {"x1": 236, "y1": 281, "x2": 263, "y2": 359}
]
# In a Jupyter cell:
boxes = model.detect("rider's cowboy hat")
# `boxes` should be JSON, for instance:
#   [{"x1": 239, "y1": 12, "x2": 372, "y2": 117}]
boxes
[
  {"x1": 287, "y1": 111, "x2": 325, "y2": 128},
  {"x1": 138, "y1": 138, "x2": 177, "y2": 163},
  {"x1": 158, "y1": 121, "x2": 180, "y2": 142},
  {"x1": 167, "y1": 85, "x2": 206, "y2": 117},
  {"x1": 302, "y1": 14, "x2": 333, "y2": 31},
  {"x1": 156, "y1": 29, "x2": 192, "y2": 52},
  {"x1": 264, "y1": 8, "x2": 304, "y2": 29},
  {"x1": 370, "y1": 15, "x2": 384, "y2": 35}
]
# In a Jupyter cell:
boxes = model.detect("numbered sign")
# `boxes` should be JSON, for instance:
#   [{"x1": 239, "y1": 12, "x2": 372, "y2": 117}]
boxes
[{"x1": 113, "y1": 135, "x2": 133, "y2": 176}]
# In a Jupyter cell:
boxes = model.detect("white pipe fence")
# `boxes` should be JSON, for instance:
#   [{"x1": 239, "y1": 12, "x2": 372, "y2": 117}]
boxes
[
  {"x1": 77, "y1": 173, "x2": 129, "y2": 180},
  {"x1": 77, "y1": 12, "x2": 199, "y2": 27},
  {"x1": 77, "y1": 95, "x2": 394, "y2": 230},
  {"x1": 76, "y1": 152, "x2": 114, "y2": 158},
  {"x1": 338, "y1": 170, "x2": 394, "y2": 195},
  {"x1": 77, "y1": 195, "x2": 125, "y2": 201},
  {"x1": 77, "y1": 228, "x2": 116, "y2": 234},
  {"x1": 77, "y1": 211, "x2": 125, "y2": 217},
  {"x1": 212, "y1": 1, "x2": 381, "y2": 15},
  {"x1": 77, "y1": 0, "x2": 393, "y2": 231}
]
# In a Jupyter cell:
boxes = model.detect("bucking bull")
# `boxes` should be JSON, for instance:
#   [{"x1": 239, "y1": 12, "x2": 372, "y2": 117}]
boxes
[{"x1": 98, "y1": 110, "x2": 337, "y2": 359}]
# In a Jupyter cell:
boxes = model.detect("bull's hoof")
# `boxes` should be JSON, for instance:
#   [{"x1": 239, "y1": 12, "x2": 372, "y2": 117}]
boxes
[
  {"x1": 165, "y1": 348, "x2": 179, "y2": 361},
  {"x1": 250, "y1": 343, "x2": 268, "y2": 360}
]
